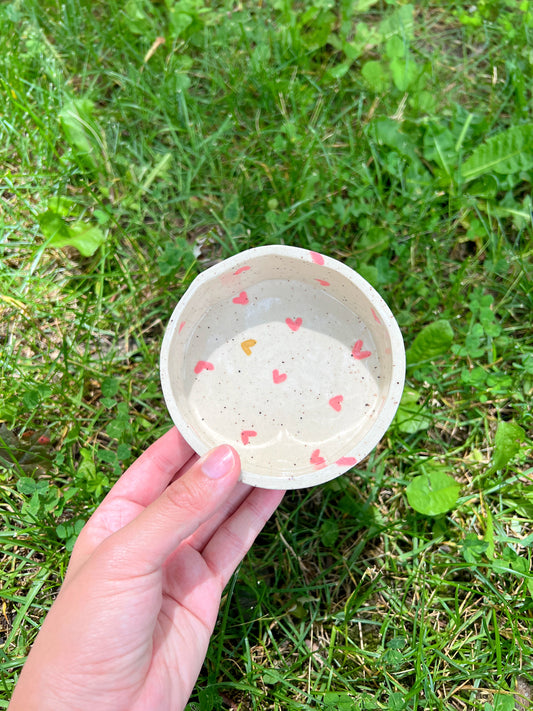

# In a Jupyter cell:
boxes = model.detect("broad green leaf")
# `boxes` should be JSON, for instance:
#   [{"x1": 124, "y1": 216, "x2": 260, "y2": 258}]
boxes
[
  {"x1": 379, "y1": 4, "x2": 414, "y2": 41},
  {"x1": 359, "y1": 226, "x2": 390, "y2": 256},
  {"x1": 461, "y1": 124, "x2": 533, "y2": 181},
  {"x1": 491, "y1": 692, "x2": 516, "y2": 711},
  {"x1": 16, "y1": 477, "x2": 38, "y2": 495},
  {"x1": 394, "y1": 388, "x2": 431, "y2": 434},
  {"x1": 383, "y1": 648, "x2": 403, "y2": 668},
  {"x1": 56, "y1": 523, "x2": 68, "y2": 539},
  {"x1": 462, "y1": 532, "x2": 488, "y2": 563},
  {"x1": 262, "y1": 668, "x2": 282, "y2": 685},
  {"x1": 353, "y1": 21, "x2": 381, "y2": 50},
  {"x1": 374, "y1": 118, "x2": 419, "y2": 162},
  {"x1": 388, "y1": 691, "x2": 406, "y2": 710},
  {"x1": 62, "y1": 222, "x2": 106, "y2": 256},
  {"x1": 223, "y1": 195, "x2": 241, "y2": 224},
  {"x1": 361, "y1": 60, "x2": 389, "y2": 92},
  {"x1": 101, "y1": 377, "x2": 119, "y2": 398},
  {"x1": 406, "y1": 468, "x2": 460, "y2": 516},
  {"x1": 491, "y1": 420, "x2": 525, "y2": 471},
  {"x1": 174, "y1": 73, "x2": 191, "y2": 92},
  {"x1": 74, "y1": 519, "x2": 85, "y2": 535},
  {"x1": 385, "y1": 35, "x2": 406, "y2": 60},
  {"x1": 122, "y1": 0, "x2": 151, "y2": 34},
  {"x1": 389, "y1": 55, "x2": 419, "y2": 91},
  {"x1": 55, "y1": 222, "x2": 104, "y2": 257},
  {"x1": 38, "y1": 210, "x2": 70, "y2": 243},
  {"x1": 168, "y1": 10, "x2": 193, "y2": 37},
  {"x1": 387, "y1": 636, "x2": 407, "y2": 650},
  {"x1": 322, "y1": 692, "x2": 355, "y2": 710},
  {"x1": 357, "y1": 263, "x2": 379, "y2": 288},
  {"x1": 492, "y1": 546, "x2": 529, "y2": 576},
  {"x1": 47, "y1": 196, "x2": 78, "y2": 216},
  {"x1": 117, "y1": 443, "x2": 132, "y2": 460},
  {"x1": 406, "y1": 319, "x2": 454, "y2": 367},
  {"x1": 414, "y1": 89, "x2": 437, "y2": 113},
  {"x1": 326, "y1": 61, "x2": 352, "y2": 80},
  {"x1": 59, "y1": 99, "x2": 105, "y2": 173},
  {"x1": 319, "y1": 519, "x2": 340, "y2": 548},
  {"x1": 301, "y1": 10, "x2": 336, "y2": 51},
  {"x1": 39, "y1": 211, "x2": 105, "y2": 256},
  {"x1": 352, "y1": 0, "x2": 379, "y2": 11}
]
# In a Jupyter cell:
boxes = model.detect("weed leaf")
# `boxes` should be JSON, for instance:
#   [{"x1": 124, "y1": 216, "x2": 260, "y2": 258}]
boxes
[
  {"x1": 379, "y1": 4, "x2": 415, "y2": 41},
  {"x1": 223, "y1": 195, "x2": 241, "y2": 224},
  {"x1": 394, "y1": 388, "x2": 432, "y2": 434},
  {"x1": 168, "y1": 10, "x2": 193, "y2": 37},
  {"x1": 490, "y1": 420, "x2": 525, "y2": 471},
  {"x1": 321, "y1": 692, "x2": 356, "y2": 709},
  {"x1": 319, "y1": 520, "x2": 340, "y2": 548},
  {"x1": 461, "y1": 124, "x2": 533, "y2": 181},
  {"x1": 38, "y1": 210, "x2": 70, "y2": 243},
  {"x1": 389, "y1": 55, "x2": 419, "y2": 91},
  {"x1": 462, "y1": 532, "x2": 489, "y2": 563},
  {"x1": 39, "y1": 211, "x2": 105, "y2": 257},
  {"x1": 406, "y1": 319, "x2": 454, "y2": 367},
  {"x1": 491, "y1": 692, "x2": 517, "y2": 711},
  {"x1": 122, "y1": 0, "x2": 151, "y2": 34},
  {"x1": 406, "y1": 468, "x2": 460, "y2": 516},
  {"x1": 59, "y1": 99, "x2": 105, "y2": 174},
  {"x1": 352, "y1": 0, "x2": 380, "y2": 11},
  {"x1": 362, "y1": 60, "x2": 389, "y2": 92},
  {"x1": 65, "y1": 222, "x2": 106, "y2": 256}
]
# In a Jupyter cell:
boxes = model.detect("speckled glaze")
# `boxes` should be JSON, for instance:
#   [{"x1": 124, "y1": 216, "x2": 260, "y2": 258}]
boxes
[{"x1": 160, "y1": 246, "x2": 405, "y2": 489}]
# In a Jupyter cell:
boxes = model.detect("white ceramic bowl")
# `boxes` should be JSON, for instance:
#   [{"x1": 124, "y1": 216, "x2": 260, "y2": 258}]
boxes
[{"x1": 160, "y1": 245, "x2": 405, "y2": 489}]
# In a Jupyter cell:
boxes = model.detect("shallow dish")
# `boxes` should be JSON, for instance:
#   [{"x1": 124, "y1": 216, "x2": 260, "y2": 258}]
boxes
[{"x1": 160, "y1": 245, "x2": 405, "y2": 489}]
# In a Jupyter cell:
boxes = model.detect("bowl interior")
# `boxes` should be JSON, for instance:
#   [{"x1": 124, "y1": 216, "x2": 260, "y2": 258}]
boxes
[{"x1": 161, "y1": 248, "x2": 404, "y2": 488}]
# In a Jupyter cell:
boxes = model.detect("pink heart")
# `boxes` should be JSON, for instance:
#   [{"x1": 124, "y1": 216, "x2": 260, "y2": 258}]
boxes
[
  {"x1": 310, "y1": 449, "x2": 326, "y2": 469},
  {"x1": 315, "y1": 278, "x2": 330, "y2": 287},
  {"x1": 241, "y1": 430, "x2": 257, "y2": 446},
  {"x1": 286, "y1": 317, "x2": 303, "y2": 332},
  {"x1": 234, "y1": 266, "x2": 250, "y2": 275},
  {"x1": 329, "y1": 395, "x2": 343, "y2": 412},
  {"x1": 273, "y1": 369, "x2": 287, "y2": 384},
  {"x1": 233, "y1": 291, "x2": 249, "y2": 305},
  {"x1": 352, "y1": 339, "x2": 371, "y2": 360},
  {"x1": 310, "y1": 251, "x2": 325, "y2": 265},
  {"x1": 336, "y1": 456, "x2": 357, "y2": 467},
  {"x1": 194, "y1": 360, "x2": 214, "y2": 374}
]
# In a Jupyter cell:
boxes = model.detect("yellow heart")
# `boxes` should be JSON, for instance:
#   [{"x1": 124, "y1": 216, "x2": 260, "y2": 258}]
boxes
[{"x1": 241, "y1": 339, "x2": 257, "y2": 356}]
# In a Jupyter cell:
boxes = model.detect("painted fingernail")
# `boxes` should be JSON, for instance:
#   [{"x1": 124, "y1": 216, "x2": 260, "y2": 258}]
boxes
[{"x1": 202, "y1": 445, "x2": 236, "y2": 480}]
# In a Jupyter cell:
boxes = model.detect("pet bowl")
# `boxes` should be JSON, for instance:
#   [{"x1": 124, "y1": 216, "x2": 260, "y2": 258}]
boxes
[{"x1": 160, "y1": 245, "x2": 405, "y2": 489}]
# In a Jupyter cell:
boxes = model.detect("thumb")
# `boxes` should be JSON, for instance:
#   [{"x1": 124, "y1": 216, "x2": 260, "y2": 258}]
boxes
[{"x1": 104, "y1": 444, "x2": 241, "y2": 575}]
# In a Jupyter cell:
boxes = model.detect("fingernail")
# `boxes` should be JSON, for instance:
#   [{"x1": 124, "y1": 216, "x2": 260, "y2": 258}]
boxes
[{"x1": 202, "y1": 445, "x2": 236, "y2": 480}]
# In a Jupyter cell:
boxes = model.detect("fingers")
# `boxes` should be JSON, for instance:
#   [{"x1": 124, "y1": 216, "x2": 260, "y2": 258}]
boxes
[
  {"x1": 202, "y1": 487, "x2": 285, "y2": 588},
  {"x1": 100, "y1": 444, "x2": 243, "y2": 576},
  {"x1": 100, "y1": 427, "x2": 194, "y2": 508},
  {"x1": 184, "y1": 480, "x2": 253, "y2": 553},
  {"x1": 67, "y1": 428, "x2": 195, "y2": 579}
]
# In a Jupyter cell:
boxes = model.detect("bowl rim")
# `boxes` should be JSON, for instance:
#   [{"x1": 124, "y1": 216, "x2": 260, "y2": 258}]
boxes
[{"x1": 160, "y1": 245, "x2": 405, "y2": 489}]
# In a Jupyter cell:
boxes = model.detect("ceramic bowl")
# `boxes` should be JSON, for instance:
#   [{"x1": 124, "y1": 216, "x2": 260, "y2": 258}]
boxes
[{"x1": 160, "y1": 245, "x2": 405, "y2": 489}]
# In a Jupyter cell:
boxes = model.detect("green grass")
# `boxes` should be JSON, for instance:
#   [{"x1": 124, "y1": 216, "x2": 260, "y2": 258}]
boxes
[{"x1": 1, "y1": 0, "x2": 532, "y2": 708}]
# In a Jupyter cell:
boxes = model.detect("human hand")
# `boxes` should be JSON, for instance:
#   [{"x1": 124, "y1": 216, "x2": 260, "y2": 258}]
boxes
[{"x1": 8, "y1": 427, "x2": 285, "y2": 711}]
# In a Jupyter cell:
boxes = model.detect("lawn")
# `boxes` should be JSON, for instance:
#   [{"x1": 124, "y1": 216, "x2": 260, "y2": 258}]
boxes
[{"x1": 1, "y1": 0, "x2": 532, "y2": 708}]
